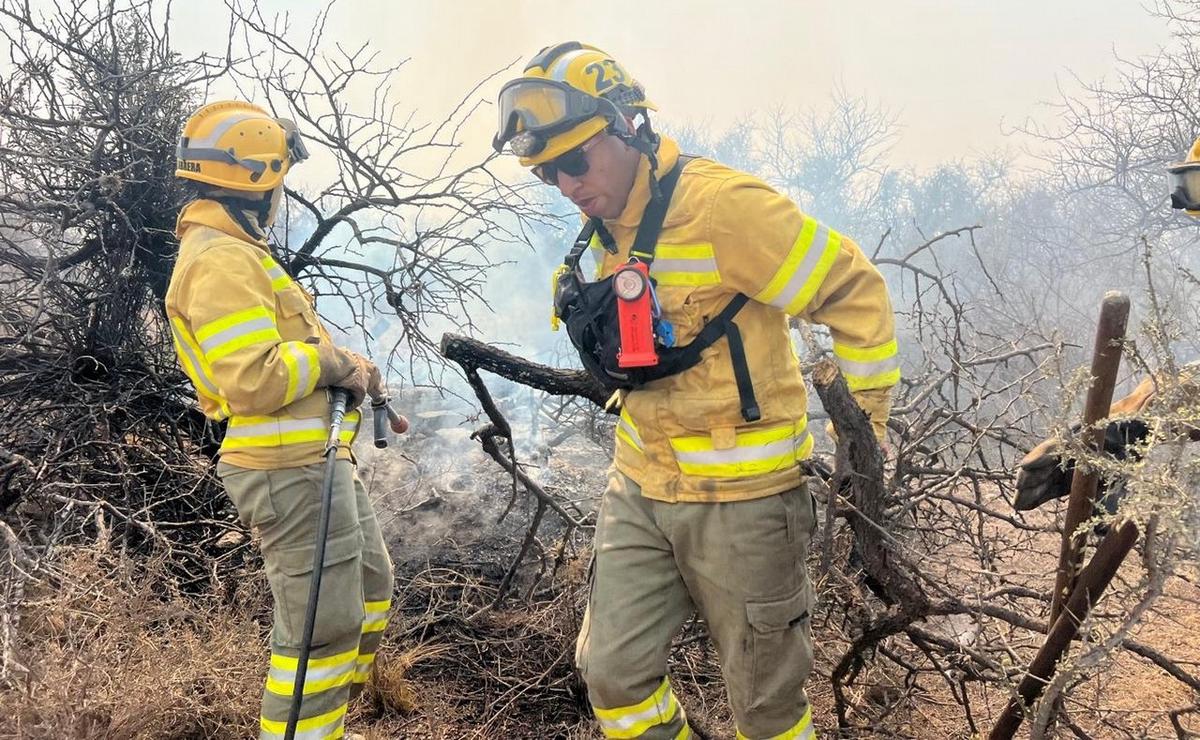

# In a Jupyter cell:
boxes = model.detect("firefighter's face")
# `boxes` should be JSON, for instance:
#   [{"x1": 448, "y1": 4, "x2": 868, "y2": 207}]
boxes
[{"x1": 541, "y1": 131, "x2": 641, "y2": 220}]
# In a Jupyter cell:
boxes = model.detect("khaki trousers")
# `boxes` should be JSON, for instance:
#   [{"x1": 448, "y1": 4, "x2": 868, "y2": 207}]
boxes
[
  {"x1": 576, "y1": 469, "x2": 817, "y2": 740},
  {"x1": 219, "y1": 459, "x2": 394, "y2": 740}
]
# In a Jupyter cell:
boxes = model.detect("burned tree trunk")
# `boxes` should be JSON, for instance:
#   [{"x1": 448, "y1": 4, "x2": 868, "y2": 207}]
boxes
[{"x1": 440, "y1": 334, "x2": 611, "y2": 408}]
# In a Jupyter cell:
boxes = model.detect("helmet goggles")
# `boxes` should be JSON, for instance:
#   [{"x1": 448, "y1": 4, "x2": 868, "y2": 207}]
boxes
[
  {"x1": 1168, "y1": 161, "x2": 1200, "y2": 211},
  {"x1": 493, "y1": 78, "x2": 617, "y2": 158}
]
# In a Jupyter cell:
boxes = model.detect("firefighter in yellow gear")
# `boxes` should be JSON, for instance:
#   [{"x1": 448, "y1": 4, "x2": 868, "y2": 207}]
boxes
[
  {"x1": 165, "y1": 100, "x2": 395, "y2": 740},
  {"x1": 494, "y1": 43, "x2": 899, "y2": 740}
]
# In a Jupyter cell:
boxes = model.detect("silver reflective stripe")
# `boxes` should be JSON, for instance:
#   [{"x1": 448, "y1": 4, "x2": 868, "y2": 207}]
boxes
[
  {"x1": 228, "y1": 417, "x2": 325, "y2": 438},
  {"x1": 267, "y1": 659, "x2": 354, "y2": 693},
  {"x1": 549, "y1": 49, "x2": 588, "y2": 82},
  {"x1": 598, "y1": 688, "x2": 677, "y2": 733},
  {"x1": 836, "y1": 354, "x2": 900, "y2": 379},
  {"x1": 265, "y1": 263, "x2": 287, "y2": 283},
  {"x1": 261, "y1": 715, "x2": 344, "y2": 740},
  {"x1": 198, "y1": 315, "x2": 277, "y2": 355},
  {"x1": 283, "y1": 344, "x2": 315, "y2": 400},
  {"x1": 171, "y1": 324, "x2": 219, "y2": 396},
  {"x1": 187, "y1": 112, "x2": 261, "y2": 148},
  {"x1": 651, "y1": 257, "x2": 719, "y2": 275},
  {"x1": 618, "y1": 418, "x2": 641, "y2": 446},
  {"x1": 674, "y1": 436, "x2": 799, "y2": 466},
  {"x1": 769, "y1": 223, "x2": 832, "y2": 310}
]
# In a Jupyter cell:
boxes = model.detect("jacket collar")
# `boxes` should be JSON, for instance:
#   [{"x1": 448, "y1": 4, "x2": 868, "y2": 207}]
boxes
[
  {"x1": 605, "y1": 135, "x2": 681, "y2": 232},
  {"x1": 175, "y1": 198, "x2": 268, "y2": 249}
]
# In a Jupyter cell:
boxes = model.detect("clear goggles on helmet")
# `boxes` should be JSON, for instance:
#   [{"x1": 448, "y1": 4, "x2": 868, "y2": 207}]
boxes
[
  {"x1": 276, "y1": 117, "x2": 310, "y2": 166},
  {"x1": 1168, "y1": 161, "x2": 1200, "y2": 211},
  {"x1": 493, "y1": 78, "x2": 616, "y2": 157}
]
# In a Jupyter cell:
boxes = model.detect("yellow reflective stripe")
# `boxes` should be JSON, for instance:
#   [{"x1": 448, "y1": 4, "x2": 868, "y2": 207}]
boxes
[
  {"x1": 280, "y1": 342, "x2": 320, "y2": 405},
  {"x1": 265, "y1": 646, "x2": 358, "y2": 697},
  {"x1": 589, "y1": 232, "x2": 605, "y2": 280},
  {"x1": 844, "y1": 367, "x2": 900, "y2": 392},
  {"x1": 270, "y1": 646, "x2": 360, "y2": 672},
  {"x1": 833, "y1": 339, "x2": 900, "y2": 391},
  {"x1": 195, "y1": 305, "x2": 281, "y2": 362},
  {"x1": 353, "y1": 652, "x2": 376, "y2": 682},
  {"x1": 833, "y1": 339, "x2": 897, "y2": 364},
  {"x1": 594, "y1": 677, "x2": 680, "y2": 738},
  {"x1": 736, "y1": 705, "x2": 814, "y2": 740},
  {"x1": 169, "y1": 318, "x2": 230, "y2": 418},
  {"x1": 260, "y1": 703, "x2": 347, "y2": 740},
  {"x1": 615, "y1": 407, "x2": 643, "y2": 452},
  {"x1": 338, "y1": 410, "x2": 361, "y2": 445},
  {"x1": 194, "y1": 305, "x2": 274, "y2": 342},
  {"x1": 651, "y1": 243, "x2": 721, "y2": 286},
  {"x1": 670, "y1": 421, "x2": 813, "y2": 478},
  {"x1": 362, "y1": 599, "x2": 390, "y2": 634},
  {"x1": 676, "y1": 727, "x2": 693, "y2": 740},
  {"x1": 754, "y1": 217, "x2": 842, "y2": 315},
  {"x1": 261, "y1": 255, "x2": 292, "y2": 291},
  {"x1": 223, "y1": 411, "x2": 359, "y2": 450},
  {"x1": 223, "y1": 416, "x2": 327, "y2": 448}
]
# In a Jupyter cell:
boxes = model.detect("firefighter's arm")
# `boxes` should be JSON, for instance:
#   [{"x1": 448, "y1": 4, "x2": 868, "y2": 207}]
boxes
[
  {"x1": 711, "y1": 175, "x2": 898, "y2": 441},
  {"x1": 175, "y1": 243, "x2": 327, "y2": 416}
]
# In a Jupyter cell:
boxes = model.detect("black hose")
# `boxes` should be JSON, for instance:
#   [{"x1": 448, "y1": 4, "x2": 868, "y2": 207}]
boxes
[{"x1": 284, "y1": 387, "x2": 350, "y2": 740}]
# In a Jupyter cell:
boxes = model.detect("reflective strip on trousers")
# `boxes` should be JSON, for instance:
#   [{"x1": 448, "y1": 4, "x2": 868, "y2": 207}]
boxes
[
  {"x1": 650, "y1": 243, "x2": 722, "y2": 287},
  {"x1": 736, "y1": 705, "x2": 816, "y2": 740},
  {"x1": 195, "y1": 305, "x2": 281, "y2": 362},
  {"x1": 670, "y1": 419, "x2": 813, "y2": 478},
  {"x1": 259, "y1": 703, "x2": 347, "y2": 740},
  {"x1": 222, "y1": 411, "x2": 361, "y2": 450},
  {"x1": 353, "y1": 651, "x2": 380, "y2": 683},
  {"x1": 832, "y1": 339, "x2": 900, "y2": 391},
  {"x1": 615, "y1": 407, "x2": 643, "y2": 453},
  {"x1": 361, "y1": 598, "x2": 390, "y2": 634},
  {"x1": 753, "y1": 216, "x2": 842, "y2": 316},
  {"x1": 265, "y1": 647, "x2": 358, "y2": 697},
  {"x1": 593, "y1": 677, "x2": 685, "y2": 739},
  {"x1": 261, "y1": 255, "x2": 293, "y2": 291}
]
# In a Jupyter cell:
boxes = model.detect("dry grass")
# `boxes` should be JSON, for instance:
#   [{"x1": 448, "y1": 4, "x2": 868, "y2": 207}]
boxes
[
  {"x1": 5, "y1": 506, "x2": 1200, "y2": 739},
  {"x1": 1, "y1": 545, "x2": 266, "y2": 739}
]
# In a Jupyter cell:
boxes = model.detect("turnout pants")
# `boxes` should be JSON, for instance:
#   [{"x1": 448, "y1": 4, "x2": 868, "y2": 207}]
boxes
[
  {"x1": 219, "y1": 459, "x2": 395, "y2": 740},
  {"x1": 576, "y1": 470, "x2": 817, "y2": 740}
]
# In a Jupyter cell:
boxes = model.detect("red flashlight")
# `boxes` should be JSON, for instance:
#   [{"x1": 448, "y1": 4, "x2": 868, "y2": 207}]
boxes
[{"x1": 614, "y1": 261, "x2": 658, "y2": 368}]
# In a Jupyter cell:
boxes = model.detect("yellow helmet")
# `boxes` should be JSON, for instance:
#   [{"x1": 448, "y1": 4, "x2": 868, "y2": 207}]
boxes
[
  {"x1": 1168, "y1": 137, "x2": 1200, "y2": 215},
  {"x1": 493, "y1": 42, "x2": 656, "y2": 166},
  {"x1": 175, "y1": 100, "x2": 309, "y2": 192}
]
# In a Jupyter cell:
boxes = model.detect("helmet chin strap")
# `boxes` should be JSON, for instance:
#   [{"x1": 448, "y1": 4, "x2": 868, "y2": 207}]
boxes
[
  {"x1": 615, "y1": 111, "x2": 663, "y2": 202},
  {"x1": 207, "y1": 193, "x2": 274, "y2": 241}
]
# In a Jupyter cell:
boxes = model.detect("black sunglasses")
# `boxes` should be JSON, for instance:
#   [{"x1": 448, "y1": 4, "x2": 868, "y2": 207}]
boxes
[{"x1": 533, "y1": 134, "x2": 604, "y2": 185}]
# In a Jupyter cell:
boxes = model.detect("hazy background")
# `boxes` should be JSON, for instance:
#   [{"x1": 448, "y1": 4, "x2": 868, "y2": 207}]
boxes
[{"x1": 173, "y1": 0, "x2": 1172, "y2": 171}]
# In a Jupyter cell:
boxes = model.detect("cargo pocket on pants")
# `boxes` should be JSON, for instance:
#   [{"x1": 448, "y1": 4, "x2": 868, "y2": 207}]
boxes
[
  {"x1": 266, "y1": 529, "x2": 365, "y2": 648},
  {"x1": 217, "y1": 464, "x2": 278, "y2": 530},
  {"x1": 745, "y1": 585, "x2": 814, "y2": 709}
]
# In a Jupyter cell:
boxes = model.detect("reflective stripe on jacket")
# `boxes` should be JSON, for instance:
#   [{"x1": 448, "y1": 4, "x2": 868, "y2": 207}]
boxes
[
  {"x1": 594, "y1": 136, "x2": 898, "y2": 503},
  {"x1": 166, "y1": 200, "x2": 359, "y2": 469}
]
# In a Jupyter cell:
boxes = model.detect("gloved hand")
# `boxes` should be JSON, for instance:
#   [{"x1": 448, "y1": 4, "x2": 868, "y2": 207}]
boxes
[{"x1": 310, "y1": 339, "x2": 382, "y2": 408}]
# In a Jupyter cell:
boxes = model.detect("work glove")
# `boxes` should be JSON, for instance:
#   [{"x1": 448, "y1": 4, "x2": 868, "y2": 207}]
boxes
[{"x1": 310, "y1": 339, "x2": 381, "y2": 408}]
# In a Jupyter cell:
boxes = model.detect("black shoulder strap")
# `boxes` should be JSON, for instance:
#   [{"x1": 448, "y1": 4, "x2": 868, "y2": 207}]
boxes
[
  {"x1": 629, "y1": 157, "x2": 690, "y2": 265},
  {"x1": 654, "y1": 293, "x2": 760, "y2": 422},
  {"x1": 563, "y1": 155, "x2": 695, "y2": 272}
]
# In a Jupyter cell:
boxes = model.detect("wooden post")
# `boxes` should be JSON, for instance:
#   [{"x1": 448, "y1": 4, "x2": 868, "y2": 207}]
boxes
[
  {"x1": 1049, "y1": 292, "x2": 1129, "y2": 624},
  {"x1": 988, "y1": 520, "x2": 1139, "y2": 739}
]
